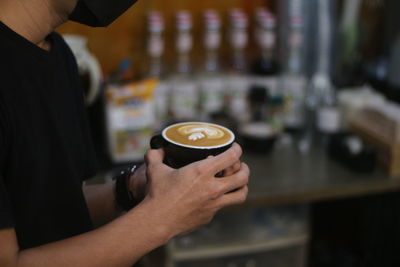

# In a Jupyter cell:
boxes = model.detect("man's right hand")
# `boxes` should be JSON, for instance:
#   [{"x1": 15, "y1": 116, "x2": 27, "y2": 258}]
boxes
[{"x1": 141, "y1": 143, "x2": 249, "y2": 239}]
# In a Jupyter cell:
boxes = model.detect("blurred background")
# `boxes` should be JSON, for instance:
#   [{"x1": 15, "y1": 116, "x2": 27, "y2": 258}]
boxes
[{"x1": 59, "y1": 0, "x2": 400, "y2": 266}]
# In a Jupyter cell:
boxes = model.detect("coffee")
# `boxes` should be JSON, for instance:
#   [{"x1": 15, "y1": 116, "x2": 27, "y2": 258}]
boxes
[
  {"x1": 150, "y1": 122, "x2": 235, "y2": 169},
  {"x1": 164, "y1": 122, "x2": 234, "y2": 148}
]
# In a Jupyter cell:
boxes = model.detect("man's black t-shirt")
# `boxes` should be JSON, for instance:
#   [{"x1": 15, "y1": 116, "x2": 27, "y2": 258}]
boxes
[{"x1": 0, "y1": 22, "x2": 97, "y2": 249}]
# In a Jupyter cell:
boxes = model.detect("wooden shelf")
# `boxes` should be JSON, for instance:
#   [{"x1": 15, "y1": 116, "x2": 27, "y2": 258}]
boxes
[{"x1": 167, "y1": 234, "x2": 308, "y2": 261}]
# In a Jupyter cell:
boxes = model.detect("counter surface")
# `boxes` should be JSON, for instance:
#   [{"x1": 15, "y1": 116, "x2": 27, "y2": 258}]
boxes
[{"x1": 244, "y1": 145, "x2": 400, "y2": 207}]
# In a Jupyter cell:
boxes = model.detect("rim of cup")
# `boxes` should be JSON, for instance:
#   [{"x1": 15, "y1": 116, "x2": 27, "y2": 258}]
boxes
[{"x1": 162, "y1": 122, "x2": 235, "y2": 149}]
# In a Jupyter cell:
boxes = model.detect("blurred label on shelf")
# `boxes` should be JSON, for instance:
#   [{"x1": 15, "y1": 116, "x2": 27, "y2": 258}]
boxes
[
  {"x1": 230, "y1": 30, "x2": 248, "y2": 49},
  {"x1": 257, "y1": 30, "x2": 276, "y2": 49},
  {"x1": 170, "y1": 80, "x2": 198, "y2": 121},
  {"x1": 147, "y1": 35, "x2": 164, "y2": 57},
  {"x1": 317, "y1": 106, "x2": 340, "y2": 133},
  {"x1": 282, "y1": 75, "x2": 306, "y2": 129},
  {"x1": 153, "y1": 81, "x2": 170, "y2": 130},
  {"x1": 105, "y1": 79, "x2": 157, "y2": 163},
  {"x1": 199, "y1": 77, "x2": 225, "y2": 120},
  {"x1": 176, "y1": 32, "x2": 193, "y2": 53},
  {"x1": 204, "y1": 31, "x2": 221, "y2": 50},
  {"x1": 227, "y1": 74, "x2": 250, "y2": 123}
]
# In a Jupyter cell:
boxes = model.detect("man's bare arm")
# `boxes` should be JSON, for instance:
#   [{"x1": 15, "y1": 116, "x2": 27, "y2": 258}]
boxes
[
  {"x1": 83, "y1": 165, "x2": 147, "y2": 226},
  {"x1": 83, "y1": 181, "x2": 119, "y2": 226},
  {"x1": 0, "y1": 200, "x2": 170, "y2": 267}
]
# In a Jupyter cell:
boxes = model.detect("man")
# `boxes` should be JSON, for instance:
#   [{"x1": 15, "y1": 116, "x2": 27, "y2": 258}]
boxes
[{"x1": 0, "y1": 0, "x2": 249, "y2": 266}]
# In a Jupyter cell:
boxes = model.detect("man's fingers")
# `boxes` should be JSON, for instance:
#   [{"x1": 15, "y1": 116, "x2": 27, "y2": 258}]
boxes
[
  {"x1": 192, "y1": 143, "x2": 243, "y2": 176},
  {"x1": 223, "y1": 160, "x2": 241, "y2": 177},
  {"x1": 145, "y1": 149, "x2": 165, "y2": 166},
  {"x1": 215, "y1": 185, "x2": 248, "y2": 207},
  {"x1": 216, "y1": 163, "x2": 250, "y2": 194}
]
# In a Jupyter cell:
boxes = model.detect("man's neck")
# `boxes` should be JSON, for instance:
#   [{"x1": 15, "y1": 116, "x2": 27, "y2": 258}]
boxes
[{"x1": 0, "y1": 0, "x2": 75, "y2": 50}]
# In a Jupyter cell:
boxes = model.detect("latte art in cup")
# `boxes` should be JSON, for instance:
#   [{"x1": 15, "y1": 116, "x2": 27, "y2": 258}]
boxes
[
  {"x1": 164, "y1": 122, "x2": 234, "y2": 148},
  {"x1": 178, "y1": 125, "x2": 225, "y2": 141}
]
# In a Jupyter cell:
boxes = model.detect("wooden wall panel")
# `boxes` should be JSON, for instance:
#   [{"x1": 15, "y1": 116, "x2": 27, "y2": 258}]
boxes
[{"x1": 58, "y1": 0, "x2": 273, "y2": 75}]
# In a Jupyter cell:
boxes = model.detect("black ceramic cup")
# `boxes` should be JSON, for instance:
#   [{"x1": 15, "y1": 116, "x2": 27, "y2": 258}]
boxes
[{"x1": 150, "y1": 122, "x2": 235, "y2": 169}]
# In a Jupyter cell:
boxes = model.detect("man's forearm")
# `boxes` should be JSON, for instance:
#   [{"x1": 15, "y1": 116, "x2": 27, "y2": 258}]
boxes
[
  {"x1": 16, "y1": 200, "x2": 170, "y2": 267},
  {"x1": 83, "y1": 182, "x2": 121, "y2": 226},
  {"x1": 84, "y1": 165, "x2": 147, "y2": 226}
]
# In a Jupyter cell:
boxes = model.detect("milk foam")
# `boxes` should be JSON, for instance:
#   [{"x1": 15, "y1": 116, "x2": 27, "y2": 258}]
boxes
[
  {"x1": 178, "y1": 125, "x2": 225, "y2": 141},
  {"x1": 163, "y1": 122, "x2": 234, "y2": 149}
]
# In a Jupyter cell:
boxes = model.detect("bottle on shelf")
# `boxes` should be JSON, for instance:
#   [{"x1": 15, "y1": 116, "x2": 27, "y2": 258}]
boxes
[
  {"x1": 145, "y1": 11, "x2": 164, "y2": 78},
  {"x1": 226, "y1": 8, "x2": 250, "y2": 125},
  {"x1": 251, "y1": 8, "x2": 279, "y2": 76},
  {"x1": 251, "y1": 8, "x2": 283, "y2": 132},
  {"x1": 281, "y1": 0, "x2": 307, "y2": 132},
  {"x1": 387, "y1": 36, "x2": 400, "y2": 102},
  {"x1": 300, "y1": 0, "x2": 340, "y2": 152},
  {"x1": 316, "y1": 81, "x2": 340, "y2": 137},
  {"x1": 198, "y1": 10, "x2": 225, "y2": 122},
  {"x1": 144, "y1": 11, "x2": 169, "y2": 130},
  {"x1": 169, "y1": 11, "x2": 198, "y2": 122},
  {"x1": 248, "y1": 85, "x2": 269, "y2": 122}
]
